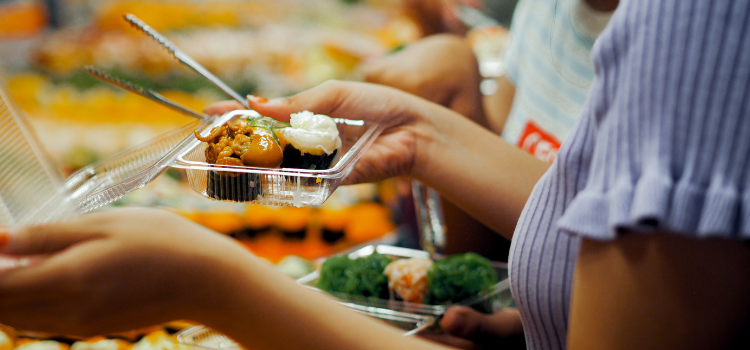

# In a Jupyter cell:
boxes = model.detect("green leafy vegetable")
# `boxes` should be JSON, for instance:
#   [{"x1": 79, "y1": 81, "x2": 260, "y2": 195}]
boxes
[
  {"x1": 425, "y1": 253, "x2": 498, "y2": 305},
  {"x1": 317, "y1": 253, "x2": 393, "y2": 299}
]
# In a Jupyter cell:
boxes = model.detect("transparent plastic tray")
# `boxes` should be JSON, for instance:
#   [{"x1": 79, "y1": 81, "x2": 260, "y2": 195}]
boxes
[
  {"x1": 1, "y1": 76, "x2": 215, "y2": 221},
  {"x1": 64, "y1": 119, "x2": 206, "y2": 213},
  {"x1": 2, "y1": 82, "x2": 379, "y2": 222},
  {"x1": 171, "y1": 110, "x2": 384, "y2": 207},
  {"x1": 297, "y1": 245, "x2": 515, "y2": 317},
  {"x1": 0, "y1": 81, "x2": 79, "y2": 225}
]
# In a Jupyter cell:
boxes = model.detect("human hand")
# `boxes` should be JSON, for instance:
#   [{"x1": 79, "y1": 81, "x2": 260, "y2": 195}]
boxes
[
  {"x1": 362, "y1": 34, "x2": 486, "y2": 127},
  {"x1": 402, "y1": 0, "x2": 481, "y2": 36},
  {"x1": 0, "y1": 208, "x2": 251, "y2": 336},
  {"x1": 421, "y1": 306, "x2": 525, "y2": 349},
  {"x1": 229, "y1": 81, "x2": 447, "y2": 185}
]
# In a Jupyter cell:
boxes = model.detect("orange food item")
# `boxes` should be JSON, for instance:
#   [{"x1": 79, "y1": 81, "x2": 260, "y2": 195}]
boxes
[
  {"x1": 240, "y1": 134, "x2": 283, "y2": 168},
  {"x1": 274, "y1": 207, "x2": 312, "y2": 232},
  {"x1": 198, "y1": 212, "x2": 244, "y2": 234},
  {"x1": 0, "y1": 325, "x2": 13, "y2": 350},
  {"x1": 14, "y1": 340, "x2": 69, "y2": 350},
  {"x1": 384, "y1": 258, "x2": 433, "y2": 303},
  {"x1": 0, "y1": 2, "x2": 47, "y2": 39},
  {"x1": 345, "y1": 202, "x2": 395, "y2": 243},
  {"x1": 319, "y1": 208, "x2": 350, "y2": 231},
  {"x1": 196, "y1": 119, "x2": 283, "y2": 168},
  {"x1": 244, "y1": 205, "x2": 277, "y2": 230}
]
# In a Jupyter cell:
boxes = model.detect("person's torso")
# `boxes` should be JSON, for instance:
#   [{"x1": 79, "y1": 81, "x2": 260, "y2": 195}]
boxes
[{"x1": 501, "y1": 0, "x2": 610, "y2": 162}]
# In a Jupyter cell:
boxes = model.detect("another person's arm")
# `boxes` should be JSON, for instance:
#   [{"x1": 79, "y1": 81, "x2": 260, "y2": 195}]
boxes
[
  {"x1": 361, "y1": 34, "x2": 515, "y2": 135},
  {"x1": 0, "y1": 209, "x2": 444, "y2": 350}
]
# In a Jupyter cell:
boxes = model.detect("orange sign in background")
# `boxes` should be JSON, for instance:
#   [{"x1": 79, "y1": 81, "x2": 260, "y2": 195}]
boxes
[{"x1": 517, "y1": 119, "x2": 561, "y2": 163}]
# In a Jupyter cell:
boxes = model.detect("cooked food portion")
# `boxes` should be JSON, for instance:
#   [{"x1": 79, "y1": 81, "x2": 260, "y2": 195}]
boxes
[
  {"x1": 279, "y1": 111, "x2": 341, "y2": 170},
  {"x1": 71, "y1": 338, "x2": 129, "y2": 350},
  {"x1": 129, "y1": 330, "x2": 170, "y2": 350},
  {"x1": 0, "y1": 330, "x2": 12, "y2": 350},
  {"x1": 316, "y1": 253, "x2": 393, "y2": 299},
  {"x1": 195, "y1": 111, "x2": 342, "y2": 171},
  {"x1": 195, "y1": 117, "x2": 284, "y2": 168},
  {"x1": 317, "y1": 252, "x2": 497, "y2": 306},
  {"x1": 384, "y1": 257, "x2": 433, "y2": 304},
  {"x1": 426, "y1": 253, "x2": 498, "y2": 305},
  {"x1": 194, "y1": 116, "x2": 290, "y2": 201},
  {"x1": 14, "y1": 340, "x2": 69, "y2": 350}
]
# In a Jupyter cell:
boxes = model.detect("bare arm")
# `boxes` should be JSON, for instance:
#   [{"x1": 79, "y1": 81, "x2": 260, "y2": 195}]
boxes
[
  {"x1": 0, "y1": 210, "x2": 450, "y2": 350},
  {"x1": 243, "y1": 81, "x2": 548, "y2": 239},
  {"x1": 569, "y1": 233, "x2": 750, "y2": 350},
  {"x1": 197, "y1": 237, "x2": 450, "y2": 350},
  {"x1": 410, "y1": 96, "x2": 547, "y2": 238}
]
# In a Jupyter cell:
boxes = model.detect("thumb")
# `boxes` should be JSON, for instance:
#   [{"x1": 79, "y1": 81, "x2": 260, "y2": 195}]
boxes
[
  {"x1": 0, "y1": 218, "x2": 105, "y2": 256},
  {"x1": 248, "y1": 80, "x2": 354, "y2": 122},
  {"x1": 203, "y1": 100, "x2": 244, "y2": 116},
  {"x1": 441, "y1": 306, "x2": 523, "y2": 341}
]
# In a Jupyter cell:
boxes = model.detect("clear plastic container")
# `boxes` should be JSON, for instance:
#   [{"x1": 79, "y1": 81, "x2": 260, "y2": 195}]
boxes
[
  {"x1": 296, "y1": 245, "x2": 515, "y2": 317},
  {"x1": 0, "y1": 76, "x2": 216, "y2": 222},
  {"x1": 171, "y1": 110, "x2": 384, "y2": 207},
  {"x1": 64, "y1": 120, "x2": 206, "y2": 213},
  {"x1": 0, "y1": 81, "x2": 79, "y2": 225},
  {"x1": 2, "y1": 82, "x2": 380, "y2": 223}
]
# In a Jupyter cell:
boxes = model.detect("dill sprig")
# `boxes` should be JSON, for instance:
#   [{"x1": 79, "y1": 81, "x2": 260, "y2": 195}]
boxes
[{"x1": 244, "y1": 116, "x2": 291, "y2": 146}]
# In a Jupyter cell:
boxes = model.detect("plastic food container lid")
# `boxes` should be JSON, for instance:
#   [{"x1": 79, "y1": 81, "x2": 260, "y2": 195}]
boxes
[{"x1": 1, "y1": 82, "x2": 381, "y2": 226}]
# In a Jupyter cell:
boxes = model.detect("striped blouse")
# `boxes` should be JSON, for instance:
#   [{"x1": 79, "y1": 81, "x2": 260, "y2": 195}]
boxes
[{"x1": 508, "y1": 0, "x2": 750, "y2": 349}]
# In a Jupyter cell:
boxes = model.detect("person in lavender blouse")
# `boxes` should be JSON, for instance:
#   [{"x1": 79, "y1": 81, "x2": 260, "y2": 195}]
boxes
[{"x1": 1, "y1": 0, "x2": 749, "y2": 349}]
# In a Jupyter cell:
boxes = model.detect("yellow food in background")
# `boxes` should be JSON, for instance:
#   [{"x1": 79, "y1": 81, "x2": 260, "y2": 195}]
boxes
[
  {"x1": 15, "y1": 340, "x2": 70, "y2": 350},
  {"x1": 71, "y1": 338, "x2": 131, "y2": 350},
  {"x1": 0, "y1": 328, "x2": 13, "y2": 350}
]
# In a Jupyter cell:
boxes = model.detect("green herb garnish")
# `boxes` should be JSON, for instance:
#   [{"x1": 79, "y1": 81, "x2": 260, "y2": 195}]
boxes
[{"x1": 243, "y1": 116, "x2": 291, "y2": 146}]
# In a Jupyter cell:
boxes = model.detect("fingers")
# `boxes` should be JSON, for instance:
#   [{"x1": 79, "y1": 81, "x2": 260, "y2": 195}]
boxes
[
  {"x1": 204, "y1": 100, "x2": 244, "y2": 116},
  {"x1": 248, "y1": 81, "x2": 354, "y2": 121},
  {"x1": 441, "y1": 306, "x2": 524, "y2": 340},
  {"x1": 0, "y1": 216, "x2": 106, "y2": 256}
]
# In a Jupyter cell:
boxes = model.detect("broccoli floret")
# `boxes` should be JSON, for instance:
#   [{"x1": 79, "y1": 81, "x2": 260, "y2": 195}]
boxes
[
  {"x1": 316, "y1": 253, "x2": 393, "y2": 299},
  {"x1": 426, "y1": 253, "x2": 498, "y2": 305}
]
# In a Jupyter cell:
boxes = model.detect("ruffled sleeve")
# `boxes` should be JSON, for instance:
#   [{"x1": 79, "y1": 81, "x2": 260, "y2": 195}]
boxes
[{"x1": 556, "y1": 0, "x2": 750, "y2": 241}]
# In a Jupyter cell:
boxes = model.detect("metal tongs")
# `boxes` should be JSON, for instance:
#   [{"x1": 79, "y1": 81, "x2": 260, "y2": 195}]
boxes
[
  {"x1": 85, "y1": 67, "x2": 208, "y2": 120},
  {"x1": 87, "y1": 14, "x2": 250, "y2": 119}
]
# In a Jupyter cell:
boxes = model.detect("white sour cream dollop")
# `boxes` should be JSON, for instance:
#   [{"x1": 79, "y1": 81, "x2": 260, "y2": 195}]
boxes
[{"x1": 279, "y1": 111, "x2": 341, "y2": 155}]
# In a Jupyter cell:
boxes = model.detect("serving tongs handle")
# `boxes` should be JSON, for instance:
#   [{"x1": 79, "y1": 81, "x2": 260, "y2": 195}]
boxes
[
  {"x1": 124, "y1": 14, "x2": 250, "y2": 109},
  {"x1": 85, "y1": 66, "x2": 208, "y2": 121}
]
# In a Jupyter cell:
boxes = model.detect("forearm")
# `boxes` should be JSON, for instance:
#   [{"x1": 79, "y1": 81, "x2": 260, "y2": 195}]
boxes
[
  {"x1": 198, "y1": 251, "x2": 448, "y2": 350},
  {"x1": 411, "y1": 101, "x2": 548, "y2": 239}
]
